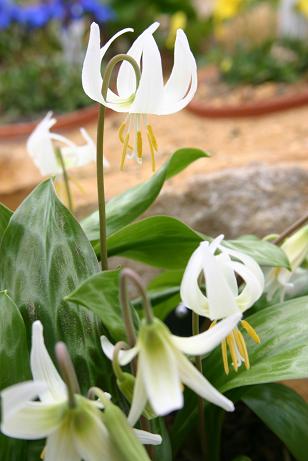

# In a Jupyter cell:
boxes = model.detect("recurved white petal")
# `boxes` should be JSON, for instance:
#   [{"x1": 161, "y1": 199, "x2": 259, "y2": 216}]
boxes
[
  {"x1": 1, "y1": 400, "x2": 65, "y2": 440},
  {"x1": 171, "y1": 312, "x2": 241, "y2": 356},
  {"x1": 159, "y1": 29, "x2": 197, "y2": 114},
  {"x1": 127, "y1": 366, "x2": 148, "y2": 426},
  {"x1": 82, "y1": 22, "x2": 133, "y2": 109},
  {"x1": 44, "y1": 424, "x2": 79, "y2": 461},
  {"x1": 231, "y1": 261, "x2": 264, "y2": 311},
  {"x1": 129, "y1": 28, "x2": 164, "y2": 114},
  {"x1": 100, "y1": 336, "x2": 138, "y2": 366},
  {"x1": 30, "y1": 321, "x2": 66, "y2": 403},
  {"x1": 117, "y1": 22, "x2": 160, "y2": 98},
  {"x1": 202, "y1": 243, "x2": 240, "y2": 320},
  {"x1": 134, "y1": 429, "x2": 162, "y2": 446},
  {"x1": 139, "y1": 334, "x2": 183, "y2": 415},
  {"x1": 1, "y1": 380, "x2": 47, "y2": 421},
  {"x1": 180, "y1": 243, "x2": 209, "y2": 316},
  {"x1": 177, "y1": 353, "x2": 235, "y2": 412},
  {"x1": 27, "y1": 112, "x2": 59, "y2": 176}
]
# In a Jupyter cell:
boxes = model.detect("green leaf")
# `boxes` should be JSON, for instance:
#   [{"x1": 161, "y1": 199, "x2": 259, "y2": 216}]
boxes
[
  {"x1": 0, "y1": 180, "x2": 106, "y2": 391},
  {"x1": 207, "y1": 296, "x2": 308, "y2": 392},
  {"x1": 0, "y1": 203, "x2": 12, "y2": 244},
  {"x1": 223, "y1": 238, "x2": 290, "y2": 268},
  {"x1": 107, "y1": 216, "x2": 202, "y2": 269},
  {"x1": 242, "y1": 383, "x2": 308, "y2": 461},
  {"x1": 0, "y1": 291, "x2": 30, "y2": 459},
  {"x1": 82, "y1": 148, "x2": 208, "y2": 242},
  {"x1": 65, "y1": 269, "x2": 127, "y2": 341}
]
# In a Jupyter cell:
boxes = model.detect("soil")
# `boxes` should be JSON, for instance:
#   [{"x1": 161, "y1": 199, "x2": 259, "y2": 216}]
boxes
[{"x1": 193, "y1": 66, "x2": 308, "y2": 108}]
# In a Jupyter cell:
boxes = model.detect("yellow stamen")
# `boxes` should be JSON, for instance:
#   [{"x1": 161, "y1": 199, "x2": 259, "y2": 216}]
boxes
[
  {"x1": 234, "y1": 328, "x2": 250, "y2": 369},
  {"x1": 221, "y1": 339, "x2": 229, "y2": 375},
  {"x1": 118, "y1": 122, "x2": 133, "y2": 150},
  {"x1": 226, "y1": 333, "x2": 238, "y2": 371},
  {"x1": 241, "y1": 320, "x2": 260, "y2": 344},
  {"x1": 118, "y1": 121, "x2": 126, "y2": 144},
  {"x1": 137, "y1": 131, "x2": 143, "y2": 160},
  {"x1": 147, "y1": 125, "x2": 158, "y2": 151},
  {"x1": 147, "y1": 132, "x2": 156, "y2": 172},
  {"x1": 120, "y1": 133, "x2": 130, "y2": 171},
  {"x1": 209, "y1": 320, "x2": 217, "y2": 329}
]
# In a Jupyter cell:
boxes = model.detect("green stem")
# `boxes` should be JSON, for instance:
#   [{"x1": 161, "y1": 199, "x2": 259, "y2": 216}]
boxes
[
  {"x1": 55, "y1": 147, "x2": 73, "y2": 213},
  {"x1": 96, "y1": 54, "x2": 141, "y2": 271},
  {"x1": 55, "y1": 342, "x2": 80, "y2": 408},
  {"x1": 273, "y1": 212, "x2": 308, "y2": 245},
  {"x1": 121, "y1": 268, "x2": 154, "y2": 325},
  {"x1": 192, "y1": 312, "x2": 208, "y2": 460}
]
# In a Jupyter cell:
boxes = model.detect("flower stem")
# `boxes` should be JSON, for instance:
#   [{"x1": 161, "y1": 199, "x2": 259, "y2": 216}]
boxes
[
  {"x1": 192, "y1": 312, "x2": 208, "y2": 460},
  {"x1": 96, "y1": 54, "x2": 141, "y2": 271},
  {"x1": 55, "y1": 147, "x2": 73, "y2": 213},
  {"x1": 121, "y1": 268, "x2": 154, "y2": 325},
  {"x1": 55, "y1": 342, "x2": 80, "y2": 408},
  {"x1": 273, "y1": 212, "x2": 308, "y2": 245}
]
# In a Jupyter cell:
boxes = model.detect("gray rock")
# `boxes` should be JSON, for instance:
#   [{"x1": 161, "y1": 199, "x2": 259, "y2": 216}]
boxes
[{"x1": 146, "y1": 164, "x2": 308, "y2": 239}]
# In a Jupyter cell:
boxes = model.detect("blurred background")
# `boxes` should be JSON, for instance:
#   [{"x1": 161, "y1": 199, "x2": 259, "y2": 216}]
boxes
[{"x1": 0, "y1": 0, "x2": 307, "y2": 236}]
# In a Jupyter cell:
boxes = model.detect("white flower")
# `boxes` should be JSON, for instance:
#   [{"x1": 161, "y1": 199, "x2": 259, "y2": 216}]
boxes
[
  {"x1": 265, "y1": 226, "x2": 308, "y2": 302},
  {"x1": 180, "y1": 235, "x2": 265, "y2": 374},
  {"x1": 1, "y1": 321, "x2": 161, "y2": 461},
  {"x1": 27, "y1": 112, "x2": 108, "y2": 176},
  {"x1": 101, "y1": 313, "x2": 241, "y2": 424},
  {"x1": 82, "y1": 22, "x2": 197, "y2": 169}
]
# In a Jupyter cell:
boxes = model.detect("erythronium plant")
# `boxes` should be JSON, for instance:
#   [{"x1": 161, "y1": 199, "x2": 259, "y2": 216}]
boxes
[
  {"x1": 1, "y1": 321, "x2": 161, "y2": 461},
  {"x1": 1, "y1": 19, "x2": 308, "y2": 461},
  {"x1": 180, "y1": 235, "x2": 265, "y2": 374}
]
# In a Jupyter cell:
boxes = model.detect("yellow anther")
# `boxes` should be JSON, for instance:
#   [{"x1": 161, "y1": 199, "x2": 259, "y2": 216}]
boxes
[
  {"x1": 120, "y1": 133, "x2": 130, "y2": 171},
  {"x1": 226, "y1": 333, "x2": 238, "y2": 372},
  {"x1": 118, "y1": 122, "x2": 133, "y2": 150},
  {"x1": 147, "y1": 132, "x2": 156, "y2": 172},
  {"x1": 147, "y1": 125, "x2": 158, "y2": 151},
  {"x1": 234, "y1": 328, "x2": 250, "y2": 369},
  {"x1": 137, "y1": 131, "x2": 143, "y2": 159},
  {"x1": 241, "y1": 320, "x2": 260, "y2": 344},
  {"x1": 118, "y1": 122, "x2": 127, "y2": 144},
  {"x1": 221, "y1": 339, "x2": 229, "y2": 375},
  {"x1": 209, "y1": 320, "x2": 217, "y2": 329}
]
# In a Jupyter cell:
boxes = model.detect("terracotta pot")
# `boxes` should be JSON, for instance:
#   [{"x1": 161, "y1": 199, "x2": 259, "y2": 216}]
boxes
[
  {"x1": 0, "y1": 104, "x2": 101, "y2": 140},
  {"x1": 187, "y1": 67, "x2": 308, "y2": 118}
]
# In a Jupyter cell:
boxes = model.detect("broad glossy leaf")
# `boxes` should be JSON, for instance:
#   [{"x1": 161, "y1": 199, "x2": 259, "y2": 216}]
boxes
[
  {"x1": 65, "y1": 269, "x2": 127, "y2": 341},
  {"x1": 0, "y1": 203, "x2": 12, "y2": 244},
  {"x1": 242, "y1": 383, "x2": 308, "y2": 461},
  {"x1": 82, "y1": 148, "x2": 208, "y2": 241},
  {"x1": 0, "y1": 291, "x2": 30, "y2": 459},
  {"x1": 0, "y1": 180, "x2": 106, "y2": 391},
  {"x1": 206, "y1": 296, "x2": 308, "y2": 392},
  {"x1": 107, "y1": 216, "x2": 203, "y2": 269}
]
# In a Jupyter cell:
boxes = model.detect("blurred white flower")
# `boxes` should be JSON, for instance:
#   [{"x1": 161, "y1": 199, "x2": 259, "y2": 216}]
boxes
[
  {"x1": 27, "y1": 112, "x2": 108, "y2": 176},
  {"x1": 180, "y1": 235, "x2": 265, "y2": 374},
  {"x1": 102, "y1": 313, "x2": 241, "y2": 424},
  {"x1": 82, "y1": 22, "x2": 197, "y2": 169},
  {"x1": 265, "y1": 226, "x2": 308, "y2": 302},
  {"x1": 1, "y1": 321, "x2": 160, "y2": 461}
]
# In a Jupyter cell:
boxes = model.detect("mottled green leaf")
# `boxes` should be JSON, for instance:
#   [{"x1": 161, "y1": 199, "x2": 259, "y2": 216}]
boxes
[
  {"x1": 242, "y1": 383, "x2": 308, "y2": 461},
  {"x1": 0, "y1": 291, "x2": 30, "y2": 459},
  {"x1": 0, "y1": 203, "x2": 12, "y2": 244}
]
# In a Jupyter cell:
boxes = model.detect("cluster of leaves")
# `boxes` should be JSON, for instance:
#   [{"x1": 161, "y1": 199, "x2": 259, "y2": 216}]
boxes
[
  {"x1": 0, "y1": 149, "x2": 308, "y2": 460},
  {"x1": 214, "y1": 38, "x2": 308, "y2": 86}
]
